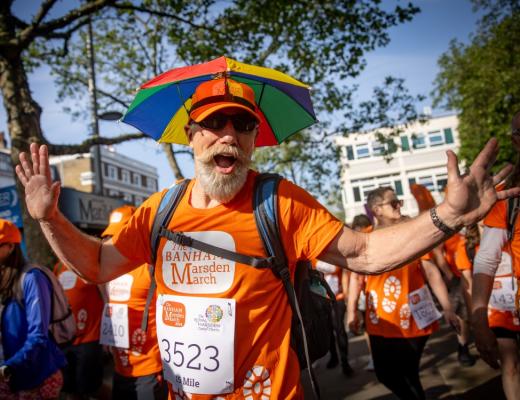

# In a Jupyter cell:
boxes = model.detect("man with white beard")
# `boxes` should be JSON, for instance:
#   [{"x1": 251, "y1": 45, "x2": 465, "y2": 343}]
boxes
[{"x1": 15, "y1": 77, "x2": 520, "y2": 399}]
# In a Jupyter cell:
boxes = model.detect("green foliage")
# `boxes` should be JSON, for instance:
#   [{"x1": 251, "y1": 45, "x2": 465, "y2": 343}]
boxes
[
  {"x1": 433, "y1": 2, "x2": 520, "y2": 167},
  {"x1": 24, "y1": 0, "x2": 423, "y2": 209}
]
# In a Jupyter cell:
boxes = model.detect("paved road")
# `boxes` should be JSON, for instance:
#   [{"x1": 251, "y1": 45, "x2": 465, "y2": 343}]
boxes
[{"x1": 302, "y1": 324, "x2": 505, "y2": 399}]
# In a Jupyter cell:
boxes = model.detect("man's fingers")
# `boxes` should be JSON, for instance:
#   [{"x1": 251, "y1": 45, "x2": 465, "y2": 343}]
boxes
[
  {"x1": 31, "y1": 144, "x2": 40, "y2": 176},
  {"x1": 492, "y1": 163, "x2": 513, "y2": 186},
  {"x1": 471, "y1": 137, "x2": 499, "y2": 171},
  {"x1": 496, "y1": 188, "x2": 520, "y2": 201},
  {"x1": 15, "y1": 165, "x2": 28, "y2": 186},
  {"x1": 446, "y1": 150, "x2": 461, "y2": 185},
  {"x1": 39, "y1": 144, "x2": 51, "y2": 182}
]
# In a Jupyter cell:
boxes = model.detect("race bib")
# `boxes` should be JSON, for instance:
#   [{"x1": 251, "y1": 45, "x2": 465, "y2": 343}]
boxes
[
  {"x1": 157, "y1": 294, "x2": 235, "y2": 395},
  {"x1": 100, "y1": 303, "x2": 129, "y2": 348},
  {"x1": 489, "y1": 277, "x2": 517, "y2": 311},
  {"x1": 408, "y1": 286, "x2": 442, "y2": 329}
]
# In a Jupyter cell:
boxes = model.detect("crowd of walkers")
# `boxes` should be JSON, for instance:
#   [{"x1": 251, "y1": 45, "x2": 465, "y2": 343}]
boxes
[{"x1": 1, "y1": 75, "x2": 520, "y2": 400}]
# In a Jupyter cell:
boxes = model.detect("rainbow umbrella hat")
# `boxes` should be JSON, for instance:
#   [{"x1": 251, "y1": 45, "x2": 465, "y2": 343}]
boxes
[{"x1": 122, "y1": 56, "x2": 317, "y2": 146}]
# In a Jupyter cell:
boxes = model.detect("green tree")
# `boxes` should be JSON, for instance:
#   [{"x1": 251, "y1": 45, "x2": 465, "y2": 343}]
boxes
[
  {"x1": 1, "y1": 0, "x2": 420, "y2": 264},
  {"x1": 433, "y1": 0, "x2": 520, "y2": 167}
]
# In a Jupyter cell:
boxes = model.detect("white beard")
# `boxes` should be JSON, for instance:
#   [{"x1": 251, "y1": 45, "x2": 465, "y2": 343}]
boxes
[{"x1": 195, "y1": 145, "x2": 251, "y2": 203}]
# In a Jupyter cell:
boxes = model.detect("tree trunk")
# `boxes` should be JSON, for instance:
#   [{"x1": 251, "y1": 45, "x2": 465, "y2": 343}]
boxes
[
  {"x1": 162, "y1": 142, "x2": 184, "y2": 181},
  {"x1": 0, "y1": 53, "x2": 56, "y2": 268}
]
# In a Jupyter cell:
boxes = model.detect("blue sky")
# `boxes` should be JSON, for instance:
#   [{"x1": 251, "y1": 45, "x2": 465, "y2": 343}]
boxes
[{"x1": 1, "y1": 0, "x2": 481, "y2": 190}]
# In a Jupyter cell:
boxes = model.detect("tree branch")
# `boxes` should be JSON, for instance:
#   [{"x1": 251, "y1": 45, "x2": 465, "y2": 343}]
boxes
[
  {"x1": 32, "y1": 0, "x2": 58, "y2": 27},
  {"x1": 111, "y1": 3, "x2": 222, "y2": 34},
  {"x1": 17, "y1": 0, "x2": 115, "y2": 48}
]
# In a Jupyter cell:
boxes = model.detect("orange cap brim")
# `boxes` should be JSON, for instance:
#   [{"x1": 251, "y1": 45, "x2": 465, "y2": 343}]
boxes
[{"x1": 190, "y1": 103, "x2": 260, "y2": 123}]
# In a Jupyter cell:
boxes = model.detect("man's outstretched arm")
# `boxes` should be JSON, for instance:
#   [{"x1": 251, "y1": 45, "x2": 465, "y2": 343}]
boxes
[
  {"x1": 16, "y1": 143, "x2": 139, "y2": 283},
  {"x1": 320, "y1": 138, "x2": 520, "y2": 274}
]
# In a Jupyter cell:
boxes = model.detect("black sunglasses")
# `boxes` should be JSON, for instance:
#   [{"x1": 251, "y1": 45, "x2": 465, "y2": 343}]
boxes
[
  {"x1": 198, "y1": 112, "x2": 258, "y2": 133},
  {"x1": 377, "y1": 199, "x2": 403, "y2": 209}
]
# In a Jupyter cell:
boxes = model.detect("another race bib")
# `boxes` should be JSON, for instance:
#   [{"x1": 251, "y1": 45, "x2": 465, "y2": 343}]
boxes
[
  {"x1": 489, "y1": 277, "x2": 517, "y2": 312},
  {"x1": 100, "y1": 303, "x2": 129, "y2": 348},
  {"x1": 408, "y1": 286, "x2": 442, "y2": 330},
  {"x1": 157, "y1": 294, "x2": 235, "y2": 395}
]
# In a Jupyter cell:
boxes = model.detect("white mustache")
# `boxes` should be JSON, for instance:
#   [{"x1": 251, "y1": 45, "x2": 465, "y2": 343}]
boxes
[{"x1": 196, "y1": 144, "x2": 249, "y2": 165}]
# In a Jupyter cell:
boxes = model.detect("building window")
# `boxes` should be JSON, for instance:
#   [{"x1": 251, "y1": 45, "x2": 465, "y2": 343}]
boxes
[
  {"x1": 121, "y1": 169, "x2": 130, "y2": 184},
  {"x1": 356, "y1": 143, "x2": 370, "y2": 159},
  {"x1": 400, "y1": 136, "x2": 410, "y2": 151},
  {"x1": 132, "y1": 173, "x2": 141, "y2": 186},
  {"x1": 147, "y1": 178, "x2": 157, "y2": 191},
  {"x1": 394, "y1": 180, "x2": 403, "y2": 196},
  {"x1": 444, "y1": 128, "x2": 454, "y2": 144},
  {"x1": 106, "y1": 165, "x2": 117, "y2": 180},
  {"x1": 353, "y1": 187, "x2": 361, "y2": 202},
  {"x1": 372, "y1": 141, "x2": 385, "y2": 156},
  {"x1": 428, "y1": 130, "x2": 444, "y2": 146},
  {"x1": 408, "y1": 177, "x2": 416, "y2": 187},
  {"x1": 108, "y1": 189, "x2": 119, "y2": 197},
  {"x1": 436, "y1": 174, "x2": 448, "y2": 192},
  {"x1": 123, "y1": 193, "x2": 133, "y2": 203},
  {"x1": 362, "y1": 184, "x2": 376, "y2": 200},
  {"x1": 412, "y1": 134, "x2": 426, "y2": 149},
  {"x1": 417, "y1": 175, "x2": 434, "y2": 191},
  {"x1": 346, "y1": 145, "x2": 354, "y2": 161}
]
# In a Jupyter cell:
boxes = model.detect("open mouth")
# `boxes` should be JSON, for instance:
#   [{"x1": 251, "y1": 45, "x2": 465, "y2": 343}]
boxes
[{"x1": 213, "y1": 153, "x2": 238, "y2": 174}]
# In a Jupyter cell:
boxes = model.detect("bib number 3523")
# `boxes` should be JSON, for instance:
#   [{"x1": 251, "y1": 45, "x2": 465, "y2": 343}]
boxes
[{"x1": 157, "y1": 294, "x2": 235, "y2": 395}]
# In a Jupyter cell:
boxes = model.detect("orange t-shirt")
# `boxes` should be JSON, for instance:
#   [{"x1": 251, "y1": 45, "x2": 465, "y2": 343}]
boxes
[
  {"x1": 485, "y1": 248, "x2": 520, "y2": 331},
  {"x1": 53, "y1": 262, "x2": 103, "y2": 345},
  {"x1": 443, "y1": 233, "x2": 464, "y2": 277},
  {"x1": 111, "y1": 171, "x2": 343, "y2": 399},
  {"x1": 484, "y1": 199, "x2": 520, "y2": 278},
  {"x1": 105, "y1": 264, "x2": 162, "y2": 377},
  {"x1": 364, "y1": 254, "x2": 439, "y2": 338},
  {"x1": 454, "y1": 241, "x2": 479, "y2": 272}
]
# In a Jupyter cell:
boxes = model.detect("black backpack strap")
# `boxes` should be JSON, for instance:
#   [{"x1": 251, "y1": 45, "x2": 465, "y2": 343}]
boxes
[
  {"x1": 141, "y1": 180, "x2": 191, "y2": 332},
  {"x1": 158, "y1": 229, "x2": 275, "y2": 268},
  {"x1": 253, "y1": 173, "x2": 321, "y2": 400},
  {"x1": 507, "y1": 196, "x2": 520, "y2": 241}
]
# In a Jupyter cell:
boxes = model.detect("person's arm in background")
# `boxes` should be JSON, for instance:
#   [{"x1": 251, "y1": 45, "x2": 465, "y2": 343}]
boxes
[
  {"x1": 1, "y1": 270, "x2": 54, "y2": 380},
  {"x1": 346, "y1": 272, "x2": 364, "y2": 334},
  {"x1": 421, "y1": 259, "x2": 460, "y2": 333},
  {"x1": 472, "y1": 227, "x2": 507, "y2": 369},
  {"x1": 432, "y1": 245, "x2": 454, "y2": 282}
]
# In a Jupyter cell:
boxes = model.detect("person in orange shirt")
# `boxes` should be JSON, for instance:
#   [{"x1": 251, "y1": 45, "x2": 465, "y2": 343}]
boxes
[
  {"x1": 314, "y1": 260, "x2": 353, "y2": 376},
  {"x1": 348, "y1": 187, "x2": 459, "y2": 400},
  {"x1": 53, "y1": 260, "x2": 105, "y2": 399},
  {"x1": 472, "y1": 110, "x2": 520, "y2": 400},
  {"x1": 100, "y1": 206, "x2": 167, "y2": 400},
  {"x1": 15, "y1": 76, "x2": 518, "y2": 399}
]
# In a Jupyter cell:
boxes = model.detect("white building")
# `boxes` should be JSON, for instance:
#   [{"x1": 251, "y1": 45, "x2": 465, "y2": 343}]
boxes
[
  {"x1": 50, "y1": 146, "x2": 159, "y2": 206},
  {"x1": 335, "y1": 114, "x2": 460, "y2": 222}
]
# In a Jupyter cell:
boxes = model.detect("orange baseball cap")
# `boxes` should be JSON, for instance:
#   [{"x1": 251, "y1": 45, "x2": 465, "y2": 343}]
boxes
[
  {"x1": 0, "y1": 219, "x2": 22, "y2": 244},
  {"x1": 102, "y1": 205, "x2": 136, "y2": 238},
  {"x1": 189, "y1": 77, "x2": 260, "y2": 123}
]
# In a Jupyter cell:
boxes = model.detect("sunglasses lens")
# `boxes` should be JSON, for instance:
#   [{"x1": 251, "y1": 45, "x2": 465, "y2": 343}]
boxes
[
  {"x1": 200, "y1": 114, "x2": 227, "y2": 130},
  {"x1": 232, "y1": 114, "x2": 258, "y2": 132},
  {"x1": 391, "y1": 199, "x2": 403, "y2": 209}
]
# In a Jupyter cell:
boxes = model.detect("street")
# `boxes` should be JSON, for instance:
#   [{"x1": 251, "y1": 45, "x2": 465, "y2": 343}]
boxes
[{"x1": 302, "y1": 324, "x2": 504, "y2": 399}]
